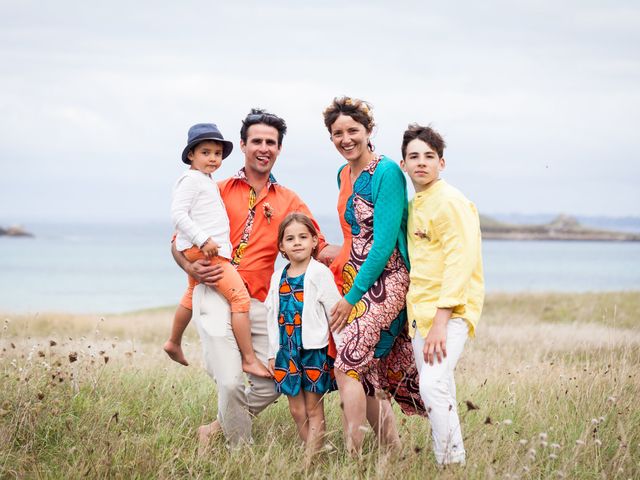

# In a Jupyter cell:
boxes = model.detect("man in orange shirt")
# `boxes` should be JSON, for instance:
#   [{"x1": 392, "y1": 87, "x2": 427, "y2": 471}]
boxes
[{"x1": 171, "y1": 109, "x2": 338, "y2": 448}]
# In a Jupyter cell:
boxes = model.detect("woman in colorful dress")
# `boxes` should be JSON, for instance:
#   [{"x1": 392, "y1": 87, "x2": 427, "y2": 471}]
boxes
[{"x1": 323, "y1": 97, "x2": 426, "y2": 455}]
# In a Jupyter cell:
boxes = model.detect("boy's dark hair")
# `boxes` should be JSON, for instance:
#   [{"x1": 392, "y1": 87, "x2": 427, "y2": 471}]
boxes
[
  {"x1": 240, "y1": 108, "x2": 287, "y2": 146},
  {"x1": 277, "y1": 212, "x2": 319, "y2": 259},
  {"x1": 322, "y1": 96, "x2": 375, "y2": 133},
  {"x1": 401, "y1": 123, "x2": 446, "y2": 159}
]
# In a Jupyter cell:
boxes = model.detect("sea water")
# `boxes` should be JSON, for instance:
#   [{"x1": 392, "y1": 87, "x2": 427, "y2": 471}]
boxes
[{"x1": 1, "y1": 220, "x2": 639, "y2": 314}]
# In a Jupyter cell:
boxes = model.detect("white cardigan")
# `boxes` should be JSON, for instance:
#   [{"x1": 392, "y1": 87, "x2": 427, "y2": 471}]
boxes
[{"x1": 265, "y1": 258, "x2": 342, "y2": 359}]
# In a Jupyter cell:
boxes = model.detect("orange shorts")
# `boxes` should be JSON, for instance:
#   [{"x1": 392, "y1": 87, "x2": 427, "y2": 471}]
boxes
[{"x1": 179, "y1": 246, "x2": 250, "y2": 313}]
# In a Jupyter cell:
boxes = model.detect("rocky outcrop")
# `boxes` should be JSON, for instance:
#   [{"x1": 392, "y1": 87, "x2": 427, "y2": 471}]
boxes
[
  {"x1": 0, "y1": 225, "x2": 34, "y2": 237},
  {"x1": 480, "y1": 215, "x2": 640, "y2": 241}
]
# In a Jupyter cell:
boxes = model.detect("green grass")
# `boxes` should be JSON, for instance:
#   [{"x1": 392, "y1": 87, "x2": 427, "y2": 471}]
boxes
[{"x1": 1, "y1": 292, "x2": 639, "y2": 478}]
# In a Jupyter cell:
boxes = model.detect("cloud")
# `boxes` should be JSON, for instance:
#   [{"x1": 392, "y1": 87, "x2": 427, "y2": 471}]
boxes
[{"x1": 0, "y1": 1, "x2": 639, "y2": 221}]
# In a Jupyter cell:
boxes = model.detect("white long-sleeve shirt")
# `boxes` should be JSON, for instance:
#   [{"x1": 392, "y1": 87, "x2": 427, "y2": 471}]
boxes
[{"x1": 171, "y1": 169, "x2": 232, "y2": 259}]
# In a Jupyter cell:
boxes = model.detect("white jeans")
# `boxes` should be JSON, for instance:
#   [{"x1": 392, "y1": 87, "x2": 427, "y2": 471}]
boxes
[
  {"x1": 412, "y1": 317, "x2": 469, "y2": 464},
  {"x1": 192, "y1": 284, "x2": 280, "y2": 446}
]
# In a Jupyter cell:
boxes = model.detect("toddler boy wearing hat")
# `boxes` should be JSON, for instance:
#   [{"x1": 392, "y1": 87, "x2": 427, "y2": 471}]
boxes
[{"x1": 166, "y1": 123, "x2": 271, "y2": 378}]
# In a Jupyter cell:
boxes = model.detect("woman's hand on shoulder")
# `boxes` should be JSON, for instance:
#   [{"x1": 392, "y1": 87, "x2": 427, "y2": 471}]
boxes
[{"x1": 330, "y1": 297, "x2": 353, "y2": 333}]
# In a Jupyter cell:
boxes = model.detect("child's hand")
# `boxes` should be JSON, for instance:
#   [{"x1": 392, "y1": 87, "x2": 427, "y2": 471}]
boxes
[
  {"x1": 330, "y1": 297, "x2": 353, "y2": 333},
  {"x1": 201, "y1": 238, "x2": 220, "y2": 258},
  {"x1": 267, "y1": 359, "x2": 275, "y2": 377},
  {"x1": 423, "y1": 322, "x2": 447, "y2": 365},
  {"x1": 423, "y1": 308, "x2": 452, "y2": 365}
]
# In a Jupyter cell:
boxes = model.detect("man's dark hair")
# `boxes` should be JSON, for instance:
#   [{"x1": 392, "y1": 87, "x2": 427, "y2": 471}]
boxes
[
  {"x1": 401, "y1": 123, "x2": 446, "y2": 159},
  {"x1": 240, "y1": 108, "x2": 287, "y2": 146}
]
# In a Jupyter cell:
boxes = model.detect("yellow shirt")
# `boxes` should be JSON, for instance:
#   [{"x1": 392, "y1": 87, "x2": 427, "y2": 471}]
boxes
[{"x1": 406, "y1": 179, "x2": 484, "y2": 338}]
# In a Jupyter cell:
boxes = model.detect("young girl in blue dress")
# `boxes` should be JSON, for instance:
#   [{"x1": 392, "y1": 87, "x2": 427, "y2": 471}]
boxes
[{"x1": 265, "y1": 212, "x2": 341, "y2": 457}]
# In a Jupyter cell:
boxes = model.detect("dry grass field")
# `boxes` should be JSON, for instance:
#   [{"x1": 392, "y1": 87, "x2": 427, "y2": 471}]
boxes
[{"x1": 1, "y1": 291, "x2": 639, "y2": 479}]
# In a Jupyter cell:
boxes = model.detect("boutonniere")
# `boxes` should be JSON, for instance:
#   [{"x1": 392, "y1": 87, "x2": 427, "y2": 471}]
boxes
[
  {"x1": 414, "y1": 229, "x2": 431, "y2": 241},
  {"x1": 263, "y1": 203, "x2": 274, "y2": 224}
]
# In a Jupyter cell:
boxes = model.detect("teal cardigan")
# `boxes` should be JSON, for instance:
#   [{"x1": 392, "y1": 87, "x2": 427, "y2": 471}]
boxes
[{"x1": 338, "y1": 156, "x2": 410, "y2": 305}]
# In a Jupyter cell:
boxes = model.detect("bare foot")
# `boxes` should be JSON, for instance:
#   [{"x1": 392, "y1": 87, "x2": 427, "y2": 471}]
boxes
[
  {"x1": 197, "y1": 420, "x2": 222, "y2": 456},
  {"x1": 163, "y1": 340, "x2": 189, "y2": 366},
  {"x1": 242, "y1": 358, "x2": 272, "y2": 378}
]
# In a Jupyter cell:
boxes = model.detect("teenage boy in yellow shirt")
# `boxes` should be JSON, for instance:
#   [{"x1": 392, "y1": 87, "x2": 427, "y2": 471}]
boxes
[{"x1": 400, "y1": 124, "x2": 484, "y2": 465}]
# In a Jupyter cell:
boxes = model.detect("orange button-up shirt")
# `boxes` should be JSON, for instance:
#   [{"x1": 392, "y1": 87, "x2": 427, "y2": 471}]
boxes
[{"x1": 219, "y1": 169, "x2": 327, "y2": 302}]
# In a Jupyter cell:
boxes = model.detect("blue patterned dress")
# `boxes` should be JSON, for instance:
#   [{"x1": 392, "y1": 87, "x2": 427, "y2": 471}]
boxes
[{"x1": 273, "y1": 267, "x2": 336, "y2": 396}]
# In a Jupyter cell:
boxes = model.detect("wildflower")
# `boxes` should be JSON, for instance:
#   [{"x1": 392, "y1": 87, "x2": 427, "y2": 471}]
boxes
[
  {"x1": 607, "y1": 396, "x2": 616, "y2": 402},
  {"x1": 549, "y1": 453, "x2": 558, "y2": 459},
  {"x1": 541, "y1": 441, "x2": 548, "y2": 448},
  {"x1": 598, "y1": 416, "x2": 605, "y2": 423},
  {"x1": 590, "y1": 418, "x2": 598, "y2": 424},
  {"x1": 519, "y1": 439, "x2": 528, "y2": 445},
  {"x1": 594, "y1": 439, "x2": 602, "y2": 446},
  {"x1": 550, "y1": 443, "x2": 561, "y2": 449},
  {"x1": 503, "y1": 419, "x2": 513, "y2": 425},
  {"x1": 539, "y1": 432, "x2": 548, "y2": 440}
]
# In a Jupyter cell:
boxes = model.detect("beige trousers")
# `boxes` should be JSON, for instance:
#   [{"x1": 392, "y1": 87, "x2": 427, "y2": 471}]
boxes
[{"x1": 192, "y1": 284, "x2": 280, "y2": 445}]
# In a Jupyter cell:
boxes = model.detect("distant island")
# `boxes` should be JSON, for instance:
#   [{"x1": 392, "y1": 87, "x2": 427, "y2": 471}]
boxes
[
  {"x1": 480, "y1": 214, "x2": 640, "y2": 241},
  {"x1": 0, "y1": 225, "x2": 33, "y2": 237}
]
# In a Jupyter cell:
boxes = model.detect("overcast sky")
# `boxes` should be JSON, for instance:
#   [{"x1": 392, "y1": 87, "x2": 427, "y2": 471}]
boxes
[{"x1": 1, "y1": 0, "x2": 638, "y2": 223}]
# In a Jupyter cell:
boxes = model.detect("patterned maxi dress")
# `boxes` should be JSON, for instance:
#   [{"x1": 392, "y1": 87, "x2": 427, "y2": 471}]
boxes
[
  {"x1": 273, "y1": 267, "x2": 336, "y2": 396},
  {"x1": 331, "y1": 156, "x2": 425, "y2": 416}
]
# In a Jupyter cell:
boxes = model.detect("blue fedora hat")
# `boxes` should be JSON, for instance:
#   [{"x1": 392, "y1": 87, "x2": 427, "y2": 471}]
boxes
[{"x1": 182, "y1": 123, "x2": 233, "y2": 164}]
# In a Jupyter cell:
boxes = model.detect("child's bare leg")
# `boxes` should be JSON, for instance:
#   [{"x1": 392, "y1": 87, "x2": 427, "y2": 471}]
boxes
[
  {"x1": 303, "y1": 392, "x2": 325, "y2": 459},
  {"x1": 164, "y1": 305, "x2": 191, "y2": 366},
  {"x1": 287, "y1": 394, "x2": 309, "y2": 443},
  {"x1": 231, "y1": 311, "x2": 271, "y2": 378}
]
